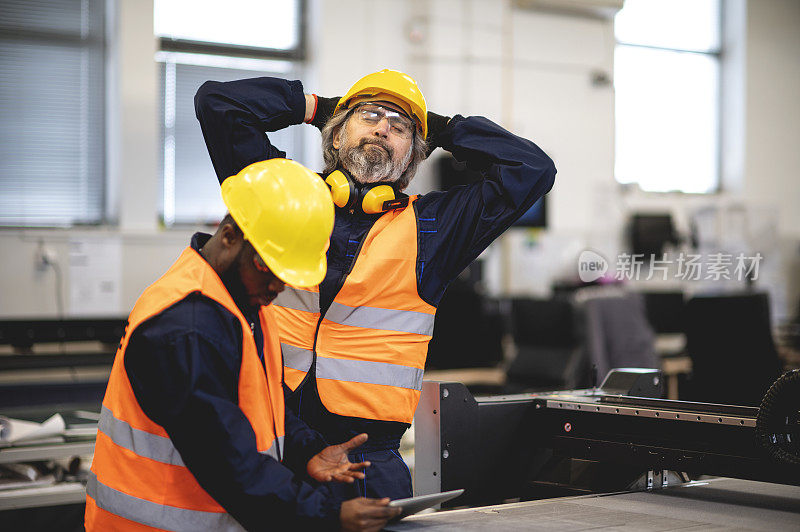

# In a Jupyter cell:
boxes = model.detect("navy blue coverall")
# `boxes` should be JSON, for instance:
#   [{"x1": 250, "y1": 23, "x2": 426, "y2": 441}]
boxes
[{"x1": 194, "y1": 76, "x2": 557, "y2": 502}]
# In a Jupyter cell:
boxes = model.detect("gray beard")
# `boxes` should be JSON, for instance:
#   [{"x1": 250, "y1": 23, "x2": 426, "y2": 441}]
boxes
[
  {"x1": 339, "y1": 133, "x2": 411, "y2": 185},
  {"x1": 342, "y1": 143, "x2": 395, "y2": 184}
]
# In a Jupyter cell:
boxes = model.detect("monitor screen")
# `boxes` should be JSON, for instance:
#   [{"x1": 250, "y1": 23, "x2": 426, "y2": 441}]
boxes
[
  {"x1": 513, "y1": 195, "x2": 546, "y2": 228},
  {"x1": 629, "y1": 214, "x2": 676, "y2": 257}
]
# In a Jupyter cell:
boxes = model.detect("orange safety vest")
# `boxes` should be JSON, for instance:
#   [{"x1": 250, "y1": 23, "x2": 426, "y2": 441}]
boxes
[
  {"x1": 85, "y1": 247, "x2": 285, "y2": 531},
  {"x1": 273, "y1": 199, "x2": 436, "y2": 424}
]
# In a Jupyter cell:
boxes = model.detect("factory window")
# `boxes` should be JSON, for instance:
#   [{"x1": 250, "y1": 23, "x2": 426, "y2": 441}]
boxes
[
  {"x1": 156, "y1": 53, "x2": 303, "y2": 226},
  {"x1": 0, "y1": 0, "x2": 107, "y2": 226},
  {"x1": 155, "y1": 0, "x2": 306, "y2": 226},
  {"x1": 614, "y1": 0, "x2": 721, "y2": 193}
]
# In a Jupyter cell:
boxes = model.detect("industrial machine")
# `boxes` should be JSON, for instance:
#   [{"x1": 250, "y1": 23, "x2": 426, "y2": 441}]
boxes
[{"x1": 414, "y1": 368, "x2": 800, "y2": 508}]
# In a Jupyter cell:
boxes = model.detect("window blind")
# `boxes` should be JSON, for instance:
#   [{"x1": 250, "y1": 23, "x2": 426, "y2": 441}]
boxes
[
  {"x1": 0, "y1": 0, "x2": 106, "y2": 226},
  {"x1": 159, "y1": 58, "x2": 303, "y2": 225}
]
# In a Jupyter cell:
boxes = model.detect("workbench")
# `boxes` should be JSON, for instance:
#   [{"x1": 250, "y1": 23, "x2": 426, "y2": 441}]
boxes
[{"x1": 389, "y1": 477, "x2": 800, "y2": 531}]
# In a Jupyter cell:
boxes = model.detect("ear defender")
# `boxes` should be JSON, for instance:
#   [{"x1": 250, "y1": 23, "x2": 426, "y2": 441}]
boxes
[
  {"x1": 361, "y1": 185, "x2": 397, "y2": 214},
  {"x1": 324, "y1": 169, "x2": 410, "y2": 214},
  {"x1": 325, "y1": 170, "x2": 358, "y2": 210}
]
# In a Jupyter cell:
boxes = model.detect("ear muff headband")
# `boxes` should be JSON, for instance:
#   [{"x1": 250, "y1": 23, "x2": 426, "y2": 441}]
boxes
[{"x1": 324, "y1": 169, "x2": 410, "y2": 214}]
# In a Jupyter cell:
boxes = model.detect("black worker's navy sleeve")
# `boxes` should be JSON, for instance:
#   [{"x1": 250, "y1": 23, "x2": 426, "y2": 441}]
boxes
[
  {"x1": 124, "y1": 296, "x2": 340, "y2": 531},
  {"x1": 416, "y1": 115, "x2": 557, "y2": 304},
  {"x1": 194, "y1": 77, "x2": 307, "y2": 182},
  {"x1": 281, "y1": 405, "x2": 328, "y2": 476}
]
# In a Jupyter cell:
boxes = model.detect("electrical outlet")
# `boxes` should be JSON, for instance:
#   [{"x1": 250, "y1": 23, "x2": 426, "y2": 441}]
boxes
[{"x1": 35, "y1": 241, "x2": 57, "y2": 271}]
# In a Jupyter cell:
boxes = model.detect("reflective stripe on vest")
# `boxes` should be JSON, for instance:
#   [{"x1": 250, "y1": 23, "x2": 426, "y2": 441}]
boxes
[
  {"x1": 98, "y1": 405, "x2": 283, "y2": 463},
  {"x1": 86, "y1": 247, "x2": 285, "y2": 531},
  {"x1": 325, "y1": 301, "x2": 435, "y2": 336},
  {"x1": 282, "y1": 343, "x2": 314, "y2": 372},
  {"x1": 273, "y1": 285, "x2": 320, "y2": 390},
  {"x1": 87, "y1": 473, "x2": 245, "y2": 532},
  {"x1": 275, "y1": 199, "x2": 437, "y2": 423},
  {"x1": 274, "y1": 287, "x2": 320, "y2": 312},
  {"x1": 276, "y1": 299, "x2": 434, "y2": 390},
  {"x1": 315, "y1": 356, "x2": 424, "y2": 390}
]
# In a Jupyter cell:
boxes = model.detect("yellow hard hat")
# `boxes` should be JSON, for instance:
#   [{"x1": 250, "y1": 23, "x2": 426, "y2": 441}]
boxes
[
  {"x1": 221, "y1": 159, "x2": 334, "y2": 287},
  {"x1": 334, "y1": 69, "x2": 428, "y2": 138}
]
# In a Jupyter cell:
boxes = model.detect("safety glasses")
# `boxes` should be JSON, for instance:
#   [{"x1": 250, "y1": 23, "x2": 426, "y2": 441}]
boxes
[
  {"x1": 253, "y1": 253, "x2": 271, "y2": 274},
  {"x1": 353, "y1": 104, "x2": 415, "y2": 139}
]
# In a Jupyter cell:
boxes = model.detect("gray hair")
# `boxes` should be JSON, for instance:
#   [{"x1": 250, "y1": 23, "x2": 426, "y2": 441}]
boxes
[{"x1": 320, "y1": 107, "x2": 428, "y2": 191}]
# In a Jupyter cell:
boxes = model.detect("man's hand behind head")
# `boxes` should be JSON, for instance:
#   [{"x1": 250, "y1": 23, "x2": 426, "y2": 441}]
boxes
[
  {"x1": 310, "y1": 95, "x2": 342, "y2": 131},
  {"x1": 424, "y1": 111, "x2": 452, "y2": 158}
]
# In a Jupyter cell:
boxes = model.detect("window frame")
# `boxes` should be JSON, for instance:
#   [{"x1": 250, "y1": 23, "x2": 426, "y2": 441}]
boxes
[
  {"x1": 154, "y1": 0, "x2": 308, "y2": 227},
  {"x1": 157, "y1": 0, "x2": 306, "y2": 61}
]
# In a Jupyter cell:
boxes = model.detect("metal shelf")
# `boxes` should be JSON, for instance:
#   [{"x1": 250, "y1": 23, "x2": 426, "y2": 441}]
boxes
[
  {"x1": 0, "y1": 442, "x2": 95, "y2": 464},
  {"x1": 0, "y1": 482, "x2": 85, "y2": 510}
]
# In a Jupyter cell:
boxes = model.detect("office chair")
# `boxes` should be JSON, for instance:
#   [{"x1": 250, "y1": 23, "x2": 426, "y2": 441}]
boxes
[
  {"x1": 575, "y1": 287, "x2": 659, "y2": 387},
  {"x1": 505, "y1": 297, "x2": 587, "y2": 391}
]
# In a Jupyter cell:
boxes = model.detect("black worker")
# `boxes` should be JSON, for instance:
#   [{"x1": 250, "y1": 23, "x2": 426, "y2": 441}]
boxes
[{"x1": 86, "y1": 159, "x2": 400, "y2": 531}]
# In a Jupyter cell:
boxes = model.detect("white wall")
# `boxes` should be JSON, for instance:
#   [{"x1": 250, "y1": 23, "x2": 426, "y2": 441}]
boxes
[
  {"x1": 743, "y1": 0, "x2": 800, "y2": 318},
  {"x1": 0, "y1": 0, "x2": 190, "y2": 319},
  {"x1": 0, "y1": 230, "x2": 191, "y2": 318},
  {"x1": 743, "y1": 0, "x2": 800, "y2": 238},
  {"x1": 0, "y1": 0, "x2": 798, "y2": 321}
]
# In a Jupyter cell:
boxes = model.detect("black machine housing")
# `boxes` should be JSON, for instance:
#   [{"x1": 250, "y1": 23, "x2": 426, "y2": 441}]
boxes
[{"x1": 414, "y1": 369, "x2": 800, "y2": 508}]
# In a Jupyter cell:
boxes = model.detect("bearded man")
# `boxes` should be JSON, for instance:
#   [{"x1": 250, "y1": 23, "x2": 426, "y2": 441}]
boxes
[{"x1": 195, "y1": 69, "x2": 556, "y2": 504}]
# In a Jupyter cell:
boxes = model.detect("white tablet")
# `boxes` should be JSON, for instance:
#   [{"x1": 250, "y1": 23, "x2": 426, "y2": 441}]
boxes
[{"x1": 388, "y1": 489, "x2": 465, "y2": 520}]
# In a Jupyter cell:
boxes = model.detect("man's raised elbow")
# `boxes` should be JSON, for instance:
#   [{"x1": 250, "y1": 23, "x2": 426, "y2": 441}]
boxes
[
  {"x1": 194, "y1": 80, "x2": 225, "y2": 115},
  {"x1": 543, "y1": 155, "x2": 557, "y2": 193}
]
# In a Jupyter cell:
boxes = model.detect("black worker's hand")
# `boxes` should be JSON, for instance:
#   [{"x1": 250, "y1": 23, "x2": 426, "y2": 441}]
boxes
[
  {"x1": 340, "y1": 497, "x2": 401, "y2": 532},
  {"x1": 306, "y1": 433, "x2": 369, "y2": 484}
]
